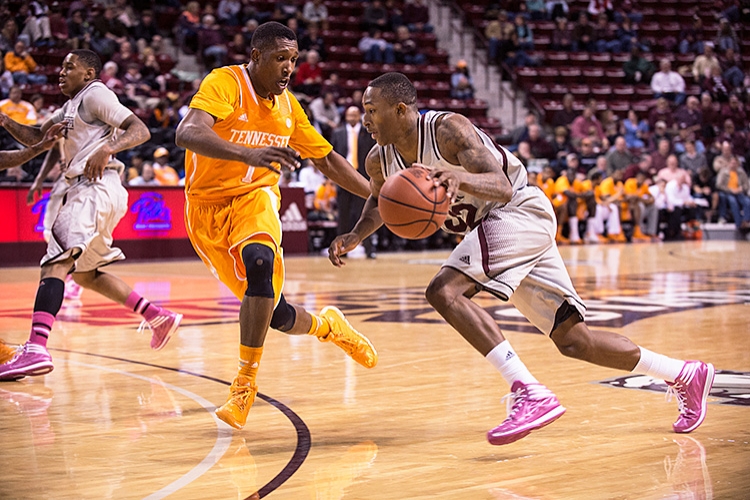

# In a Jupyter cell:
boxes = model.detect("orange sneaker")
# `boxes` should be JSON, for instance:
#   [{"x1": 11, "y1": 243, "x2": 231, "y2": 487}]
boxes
[
  {"x1": 0, "y1": 340, "x2": 17, "y2": 365},
  {"x1": 319, "y1": 306, "x2": 378, "y2": 368},
  {"x1": 608, "y1": 232, "x2": 627, "y2": 243},
  {"x1": 632, "y1": 227, "x2": 652, "y2": 242},
  {"x1": 215, "y1": 376, "x2": 257, "y2": 430}
]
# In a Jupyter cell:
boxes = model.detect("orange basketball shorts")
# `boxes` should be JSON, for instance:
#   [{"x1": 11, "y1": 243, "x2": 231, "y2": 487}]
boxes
[{"x1": 185, "y1": 186, "x2": 285, "y2": 303}]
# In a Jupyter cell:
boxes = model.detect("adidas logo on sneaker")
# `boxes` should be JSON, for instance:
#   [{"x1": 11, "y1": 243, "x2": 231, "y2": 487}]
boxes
[
  {"x1": 280, "y1": 202, "x2": 307, "y2": 232},
  {"x1": 459, "y1": 255, "x2": 471, "y2": 265}
]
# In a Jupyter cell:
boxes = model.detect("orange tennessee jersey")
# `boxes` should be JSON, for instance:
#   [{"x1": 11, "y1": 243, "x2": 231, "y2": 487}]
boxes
[
  {"x1": 624, "y1": 178, "x2": 649, "y2": 197},
  {"x1": 541, "y1": 178, "x2": 556, "y2": 201},
  {"x1": 185, "y1": 65, "x2": 333, "y2": 200}
]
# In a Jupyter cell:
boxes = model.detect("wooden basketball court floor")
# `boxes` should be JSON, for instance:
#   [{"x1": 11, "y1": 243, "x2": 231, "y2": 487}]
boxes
[{"x1": 1, "y1": 241, "x2": 749, "y2": 499}]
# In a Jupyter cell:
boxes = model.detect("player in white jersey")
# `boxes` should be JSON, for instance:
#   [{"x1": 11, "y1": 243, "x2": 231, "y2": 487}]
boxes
[
  {"x1": 329, "y1": 73, "x2": 715, "y2": 445},
  {"x1": 0, "y1": 50, "x2": 182, "y2": 382}
]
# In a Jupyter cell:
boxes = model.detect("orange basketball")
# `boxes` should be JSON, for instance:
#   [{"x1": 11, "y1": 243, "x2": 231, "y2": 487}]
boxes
[{"x1": 378, "y1": 166, "x2": 450, "y2": 239}]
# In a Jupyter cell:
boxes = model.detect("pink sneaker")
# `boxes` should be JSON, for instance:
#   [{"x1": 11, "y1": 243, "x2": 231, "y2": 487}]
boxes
[
  {"x1": 0, "y1": 342, "x2": 54, "y2": 381},
  {"x1": 666, "y1": 361, "x2": 715, "y2": 433},
  {"x1": 487, "y1": 381, "x2": 566, "y2": 446},
  {"x1": 138, "y1": 308, "x2": 183, "y2": 350},
  {"x1": 64, "y1": 277, "x2": 83, "y2": 301}
]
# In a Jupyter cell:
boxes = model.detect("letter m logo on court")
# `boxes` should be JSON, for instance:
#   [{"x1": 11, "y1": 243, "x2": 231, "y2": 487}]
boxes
[{"x1": 131, "y1": 192, "x2": 172, "y2": 231}]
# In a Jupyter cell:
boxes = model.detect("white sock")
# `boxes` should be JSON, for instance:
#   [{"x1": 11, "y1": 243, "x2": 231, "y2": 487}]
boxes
[
  {"x1": 569, "y1": 216, "x2": 580, "y2": 241},
  {"x1": 632, "y1": 347, "x2": 685, "y2": 382},
  {"x1": 486, "y1": 341, "x2": 539, "y2": 386}
]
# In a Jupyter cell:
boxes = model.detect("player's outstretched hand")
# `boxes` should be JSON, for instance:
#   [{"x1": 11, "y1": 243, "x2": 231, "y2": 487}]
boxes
[
  {"x1": 328, "y1": 233, "x2": 361, "y2": 268},
  {"x1": 242, "y1": 147, "x2": 301, "y2": 174},
  {"x1": 27, "y1": 177, "x2": 44, "y2": 205},
  {"x1": 421, "y1": 163, "x2": 461, "y2": 203}
]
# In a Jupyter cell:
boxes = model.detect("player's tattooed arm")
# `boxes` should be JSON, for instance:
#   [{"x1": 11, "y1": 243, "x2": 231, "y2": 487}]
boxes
[
  {"x1": 0, "y1": 112, "x2": 45, "y2": 146},
  {"x1": 84, "y1": 114, "x2": 151, "y2": 180},
  {"x1": 430, "y1": 114, "x2": 512, "y2": 204}
]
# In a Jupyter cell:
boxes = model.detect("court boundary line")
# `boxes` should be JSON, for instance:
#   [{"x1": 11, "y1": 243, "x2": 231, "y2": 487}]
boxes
[{"x1": 51, "y1": 348, "x2": 311, "y2": 499}]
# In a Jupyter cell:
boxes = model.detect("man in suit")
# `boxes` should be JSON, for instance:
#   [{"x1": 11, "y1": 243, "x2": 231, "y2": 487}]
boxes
[{"x1": 330, "y1": 106, "x2": 377, "y2": 258}]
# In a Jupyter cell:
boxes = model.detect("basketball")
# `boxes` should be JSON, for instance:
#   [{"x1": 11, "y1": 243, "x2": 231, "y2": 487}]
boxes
[{"x1": 378, "y1": 166, "x2": 450, "y2": 239}]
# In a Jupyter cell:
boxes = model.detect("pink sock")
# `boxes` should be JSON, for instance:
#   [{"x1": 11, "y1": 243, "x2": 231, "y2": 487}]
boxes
[
  {"x1": 30, "y1": 311, "x2": 55, "y2": 347},
  {"x1": 125, "y1": 291, "x2": 160, "y2": 322}
]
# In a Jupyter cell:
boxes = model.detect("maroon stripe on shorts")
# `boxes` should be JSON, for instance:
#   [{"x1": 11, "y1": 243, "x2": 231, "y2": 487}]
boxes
[{"x1": 478, "y1": 221, "x2": 491, "y2": 277}]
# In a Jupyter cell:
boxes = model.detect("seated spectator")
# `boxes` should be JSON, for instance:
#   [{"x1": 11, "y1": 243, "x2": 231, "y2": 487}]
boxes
[
  {"x1": 101, "y1": 61, "x2": 124, "y2": 92},
  {"x1": 606, "y1": 136, "x2": 634, "y2": 173},
  {"x1": 571, "y1": 102, "x2": 605, "y2": 144},
  {"x1": 587, "y1": 0, "x2": 613, "y2": 19},
  {"x1": 551, "y1": 17, "x2": 573, "y2": 51},
  {"x1": 615, "y1": 16, "x2": 639, "y2": 54},
  {"x1": 572, "y1": 12, "x2": 595, "y2": 52},
  {"x1": 527, "y1": 124, "x2": 555, "y2": 161},
  {"x1": 123, "y1": 63, "x2": 152, "y2": 96},
  {"x1": 673, "y1": 96, "x2": 703, "y2": 136},
  {"x1": 133, "y1": 10, "x2": 162, "y2": 52},
  {"x1": 485, "y1": 10, "x2": 515, "y2": 64},
  {"x1": 551, "y1": 93, "x2": 577, "y2": 129},
  {"x1": 358, "y1": 29, "x2": 394, "y2": 64},
  {"x1": 651, "y1": 138, "x2": 672, "y2": 172},
  {"x1": 298, "y1": 22, "x2": 326, "y2": 60},
  {"x1": 514, "y1": 15, "x2": 533, "y2": 50},
  {"x1": 526, "y1": 0, "x2": 547, "y2": 20},
  {"x1": 672, "y1": 125, "x2": 705, "y2": 155},
  {"x1": 312, "y1": 177, "x2": 337, "y2": 221},
  {"x1": 0, "y1": 18, "x2": 18, "y2": 54},
  {"x1": 198, "y1": 14, "x2": 228, "y2": 70},
  {"x1": 703, "y1": 64, "x2": 730, "y2": 103},
  {"x1": 177, "y1": 1, "x2": 202, "y2": 54},
  {"x1": 678, "y1": 15, "x2": 704, "y2": 55},
  {"x1": 593, "y1": 14, "x2": 620, "y2": 53},
  {"x1": 504, "y1": 32, "x2": 539, "y2": 68},
  {"x1": 309, "y1": 92, "x2": 340, "y2": 138},
  {"x1": 680, "y1": 140, "x2": 708, "y2": 174},
  {"x1": 216, "y1": 0, "x2": 242, "y2": 27},
  {"x1": 297, "y1": 162, "x2": 326, "y2": 211},
  {"x1": 716, "y1": 155, "x2": 750, "y2": 229},
  {"x1": 712, "y1": 140, "x2": 734, "y2": 173},
  {"x1": 588, "y1": 153, "x2": 610, "y2": 180},
  {"x1": 129, "y1": 162, "x2": 161, "y2": 186},
  {"x1": 294, "y1": 49, "x2": 323, "y2": 97},
  {"x1": 4, "y1": 40, "x2": 46, "y2": 85},
  {"x1": 663, "y1": 172, "x2": 699, "y2": 240},
  {"x1": 622, "y1": 109, "x2": 649, "y2": 149},
  {"x1": 152, "y1": 147, "x2": 180, "y2": 185},
  {"x1": 66, "y1": 10, "x2": 90, "y2": 51},
  {"x1": 0, "y1": 58, "x2": 15, "y2": 99},
  {"x1": 692, "y1": 166, "x2": 718, "y2": 222},
  {"x1": 0, "y1": 165, "x2": 32, "y2": 183},
  {"x1": 578, "y1": 140, "x2": 600, "y2": 174},
  {"x1": 403, "y1": 0, "x2": 433, "y2": 32},
  {"x1": 692, "y1": 42, "x2": 720, "y2": 85},
  {"x1": 720, "y1": 94, "x2": 747, "y2": 130},
  {"x1": 29, "y1": 94, "x2": 52, "y2": 123},
  {"x1": 140, "y1": 49, "x2": 167, "y2": 92},
  {"x1": 361, "y1": 0, "x2": 389, "y2": 32},
  {"x1": 700, "y1": 92, "x2": 721, "y2": 140},
  {"x1": 0, "y1": 86, "x2": 38, "y2": 125},
  {"x1": 657, "y1": 154, "x2": 690, "y2": 186},
  {"x1": 720, "y1": 48, "x2": 745, "y2": 90},
  {"x1": 651, "y1": 59, "x2": 686, "y2": 105},
  {"x1": 546, "y1": 0, "x2": 570, "y2": 20},
  {"x1": 717, "y1": 119, "x2": 748, "y2": 158},
  {"x1": 394, "y1": 25, "x2": 427, "y2": 65},
  {"x1": 551, "y1": 126, "x2": 574, "y2": 172},
  {"x1": 302, "y1": 0, "x2": 329, "y2": 30},
  {"x1": 623, "y1": 46, "x2": 654, "y2": 84},
  {"x1": 624, "y1": 170, "x2": 658, "y2": 240},
  {"x1": 623, "y1": 153, "x2": 655, "y2": 180},
  {"x1": 648, "y1": 98, "x2": 675, "y2": 132},
  {"x1": 272, "y1": 1, "x2": 302, "y2": 25},
  {"x1": 90, "y1": 6, "x2": 130, "y2": 59},
  {"x1": 228, "y1": 33, "x2": 251, "y2": 64},
  {"x1": 450, "y1": 60, "x2": 475, "y2": 100},
  {"x1": 714, "y1": 17, "x2": 739, "y2": 54}
]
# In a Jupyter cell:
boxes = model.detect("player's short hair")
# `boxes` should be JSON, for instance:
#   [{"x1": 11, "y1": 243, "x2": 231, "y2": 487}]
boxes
[
  {"x1": 251, "y1": 21, "x2": 297, "y2": 51},
  {"x1": 368, "y1": 72, "x2": 417, "y2": 106},
  {"x1": 71, "y1": 49, "x2": 102, "y2": 76}
]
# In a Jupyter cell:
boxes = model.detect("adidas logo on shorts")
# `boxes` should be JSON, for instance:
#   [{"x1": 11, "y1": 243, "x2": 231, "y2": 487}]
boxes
[
  {"x1": 459, "y1": 255, "x2": 471, "y2": 265},
  {"x1": 281, "y1": 202, "x2": 307, "y2": 232}
]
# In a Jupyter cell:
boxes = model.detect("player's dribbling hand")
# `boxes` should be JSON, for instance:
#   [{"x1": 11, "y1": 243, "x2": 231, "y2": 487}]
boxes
[
  {"x1": 84, "y1": 148, "x2": 111, "y2": 181},
  {"x1": 328, "y1": 233, "x2": 361, "y2": 268},
  {"x1": 420, "y1": 164, "x2": 461, "y2": 203},
  {"x1": 243, "y1": 147, "x2": 301, "y2": 174}
]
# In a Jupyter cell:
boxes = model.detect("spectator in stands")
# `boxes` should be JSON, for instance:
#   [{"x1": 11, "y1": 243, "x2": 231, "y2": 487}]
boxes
[
  {"x1": 302, "y1": 0, "x2": 329, "y2": 30},
  {"x1": 394, "y1": 25, "x2": 427, "y2": 65},
  {"x1": 4, "y1": 40, "x2": 45, "y2": 85},
  {"x1": 177, "y1": 1, "x2": 202, "y2": 54},
  {"x1": 680, "y1": 140, "x2": 708, "y2": 175},
  {"x1": 385, "y1": 0, "x2": 404, "y2": 30},
  {"x1": 614, "y1": 16, "x2": 639, "y2": 54},
  {"x1": 571, "y1": 102, "x2": 605, "y2": 144},
  {"x1": 692, "y1": 42, "x2": 720, "y2": 85},
  {"x1": 621, "y1": 109, "x2": 648, "y2": 149},
  {"x1": 526, "y1": 0, "x2": 547, "y2": 20},
  {"x1": 673, "y1": 96, "x2": 703, "y2": 136},
  {"x1": 152, "y1": 147, "x2": 180, "y2": 185},
  {"x1": 0, "y1": 18, "x2": 19, "y2": 54},
  {"x1": 672, "y1": 124, "x2": 704, "y2": 155},
  {"x1": 717, "y1": 119, "x2": 748, "y2": 157},
  {"x1": 312, "y1": 177, "x2": 337, "y2": 222},
  {"x1": 90, "y1": 6, "x2": 130, "y2": 59},
  {"x1": 298, "y1": 22, "x2": 326, "y2": 60},
  {"x1": 132, "y1": 10, "x2": 162, "y2": 52},
  {"x1": 362, "y1": 0, "x2": 390, "y2": 32},
  {"x1": 111, "y1": 41, "x2": 138, "y2": 75},
  {"x1": 66, "y1": 9, "x2": 91, "y2": 50},
  {"x1": 551, "y1": 93, "x2": 576, "y2": 129},
  {"x1": 606, "y1": 136, "x2": 634, "y2": 173},
  {"x1": 404, "y1": 0, "x2": 433, "y2": 33},
  {"x1": 148, "y1": 97, "x2": 178, "y2": 143},
  {"x1": 658, "y1": 154, "x2": 690, "y2": 187},
  {"x1": 217, "y1": 0, "x2": 242, "y2": 26},
  {"x1": 101, "y1": 61, "x2": 123, "y2": 91},
  {"x1": 721, "y1": 94, "x2": 747, "y2": 130},
  {"x1": 703, "y1": 64, "x2": 730, "y2": 103},
  {"x1": 587, "y1": 0, "x2": 613, "y2": 19},
  {"x1": 547, "y1": 1, "x2": 570, "y2": 20},
  {"x1": 712, "y1": 140, "x2": 734, "y2": 173},
  {"x1": 272, "y1": 1, "x2": 303, "y2": 24},
  {"x1": 509, "y1": 112, "x2": 538, "y2": 145},
  {"x1": 572, "y1": 12, "x2": 595, "y2": 52},
  {"x1": 514, "y1": 15, "x2": 534, "y2": 51},
  {"x1": 678, "y1": 14, "x2": 704, "y2": 55},
  {"x1": 587, "y1": 154, "x2": 608, "y2": 179},
  {"x1": 692, "y1": 166, "x2": 718, "y2": 221},
  {"x1": 551, "y1": 126, "x2": 574, "y2": 172},
  {"x1": 309, "y1": 92, "x2": 340, "y2": 138},
  {"x1": 623, "y1": 46, "x2": 654, "y2": 84},
  {"x1": 578, "y1": 140, "x2": 600, "y2": 173},
  {"x1": 228, "y1": 33, "x2": 251, "y2": 64},
  {"x1": 514, "y1": 141, "x2": 535, "y2": 166},
  {"x1": 651, "y1": 138, "x2": 671, "y2": 172},
  {"x1": 294, "y1": 49, "x2": 323, "y2": 97},
  {"x1": 550, "y1": 17, "x2": 572, "y2": 51},
  {"x1": 527, "y1": 124, "x2": 555, "y2": 161},
  {"x1": 700, "y1": 92, "x2": 721, "y2": 140},
  {"x1": 651, "y1": 59, "x2": 686, "y2": 105},
  {"x1": 648, "y1": 98, "x2": 675, "y2": 132},
  {"x1": 663, "y1": 172, "x2": 699, "y2": 239},
  {"x1": 0, "y1": 58, "x2": 13, "y2": 99},
  {"x1": 449, "y1": 60, "x2": 475, "y2": 100},
  {"x1": 623, "y1": 152, "x2": 654, "y2": 180},
  {"x1": 29, "y1": 93, "x2": 52, "y2": 124},
  {"x1": 593, "y1": 13, "x2": 620, "y2": 53},
  {"x1": 17, "y1": 1, "x2": 52, "y2": 47},
  {"x1": 0, "y1": 85, "x2": 38, "y2": 125},
  {"x1": 485, "y1": 10, "x2": 515, "y2": 64},
  {"x1": 198, "y1": 14, "x2": 228, "y2": 70},
  {"x1": 714, "y1": 17, "x2": 739, "y2": 54},
  {"x1": 716, "y1": 155, "x2": 750, "y2": 232},
  {"x1": 129, "y1": 162, "x2": 160, "y2": 186},
  {"x1": 358, "y1": 29, "x2": 395, "y2": 64},
  {"x1": 242, "y1": 19, "x2": 259, "y2": 45}
]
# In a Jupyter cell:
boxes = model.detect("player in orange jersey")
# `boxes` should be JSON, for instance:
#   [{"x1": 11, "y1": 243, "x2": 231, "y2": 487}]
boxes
[
  {"x1": 175, "y1": 22, "x2": 377, "y2": 430},
  {"x1": 624, "y1": 170, "x2": 658, "y2": 241}
]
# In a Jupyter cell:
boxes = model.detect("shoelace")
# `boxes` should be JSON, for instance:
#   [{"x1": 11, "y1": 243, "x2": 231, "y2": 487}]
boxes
[
  {"x1": 666, "y1": 382, "x2": 691, "y2": 417},
  {"x1": 137, "y1": 315, "x2": 170, "y2": 335},
  {"x1": 229, "y1": 384, "x2": 254, "y2": 411},
  {"x1": 501, "y1": 387, "x2": 527, "y2": 418}
]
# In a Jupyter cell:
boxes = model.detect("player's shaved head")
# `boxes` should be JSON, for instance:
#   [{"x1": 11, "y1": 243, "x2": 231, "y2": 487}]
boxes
[
  {"x1": 70, "y1": 49, "x2": 102, "y2": 76},
  {"x1": 251, "y1": 21, "x2": 297, "y2": 51},
  {"x1": 368, "y1": 72, "x2": 417, "y2": 107}
]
